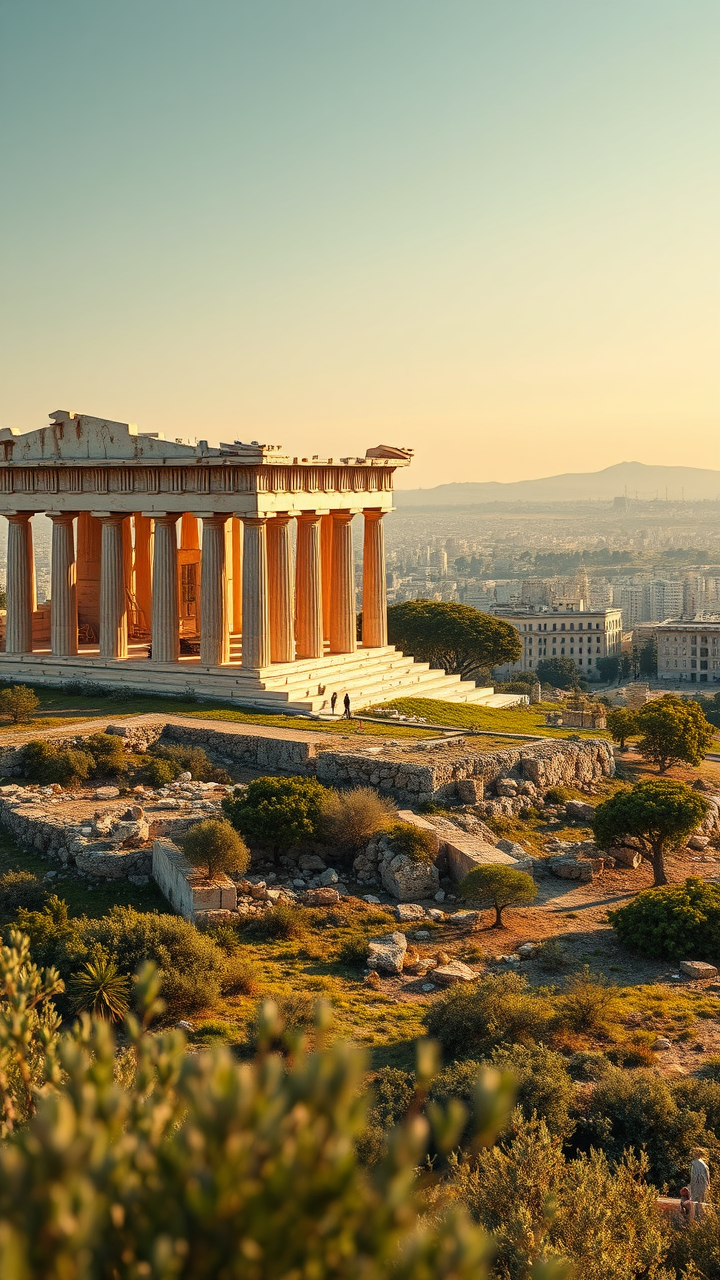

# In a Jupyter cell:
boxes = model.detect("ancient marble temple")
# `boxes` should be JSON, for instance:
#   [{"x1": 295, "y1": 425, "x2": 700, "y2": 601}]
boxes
[{"x1": 0, "y1": 411, "x2": 488, "y2": 711}]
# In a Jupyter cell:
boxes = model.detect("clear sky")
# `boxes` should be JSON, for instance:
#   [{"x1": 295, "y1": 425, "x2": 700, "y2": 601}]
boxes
[{"x1": 1, "y1": 1, "x2": 718, "y2": 489}]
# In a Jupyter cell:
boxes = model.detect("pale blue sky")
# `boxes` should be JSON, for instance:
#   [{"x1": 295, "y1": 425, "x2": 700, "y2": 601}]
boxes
[{"x1": 1, "y1": 1, "x2": 718, "y2": 487}]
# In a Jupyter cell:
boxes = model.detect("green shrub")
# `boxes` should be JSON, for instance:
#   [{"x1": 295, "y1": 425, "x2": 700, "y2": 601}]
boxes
[
  {"x1": 386, "y1": 821, "x2": 437, "y2": 863},
  {"x1": 220, "y1": 954, "x2": 262, "y2": 996},
  {"x1": 459, "y1": 865, "x2": 535, "y2": 926},
  {"x1": 338, "y1": 932, "x2": 370, "y2": 969},
  {"x1": 544, "y1": 785, "x2": 570, "y2": 805},
  {"x1": 137, "y1": 755, "x2": 178, "y2": 787},
  {"x1": 20, "y1": 740, "x2": 93, "y2": 786},
  {"x1": 574, "y1": 1064, "x2": 712, "y2": 1190},
  {"x1": 180, "y1": 819, "x2": 250, "y2": 879},
  {"x1": 70, "y1": 957, "x2": 130, "y2": 1023},
  {"x1": 223, "y1": 776, "x2": 330, "y2": 857},
  {"x1": 83, "y1": 732, "x2": 128, "y2": 778},
  {"x1": 534, "y1": 937, "x2": 570, "y2": 971},
  {"x1": 425, "y1": 972, "x2": 550, "y2": 1060},
  {"x1": 244, "y1": 903, "x2": 309, "y2": 941},
  {"x1": 149, "y1": 743, "x2": 230, "y2": 783},
  {"x1": 0, "y1": 870, "x2": 47, "y2": 915},
  {"x1": 556, "y1": 966, "x2": 618, "y2": 1032},
  {"x1": 609, "y1": 876, "x2": 720, "y2": 960}
]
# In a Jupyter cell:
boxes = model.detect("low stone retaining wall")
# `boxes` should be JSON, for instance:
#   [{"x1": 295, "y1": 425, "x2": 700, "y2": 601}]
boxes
[
  {"x1": 316, "y1": 737, "x2": 614, "y2": 804},
  {"x1": 157, "y1": 724, "x2": 316, "y2": 773},
  {"x1": 152, "y1": 838, "x2": 237, "y2": 922}
]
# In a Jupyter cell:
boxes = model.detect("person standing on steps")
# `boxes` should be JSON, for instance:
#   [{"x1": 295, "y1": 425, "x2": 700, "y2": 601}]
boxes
[
  {"x1": 330, "y1": 691, "x2": 338, "y2": 715},
  {"x1": 343, "y1": 693, "x2": 351, "y2": 719}
]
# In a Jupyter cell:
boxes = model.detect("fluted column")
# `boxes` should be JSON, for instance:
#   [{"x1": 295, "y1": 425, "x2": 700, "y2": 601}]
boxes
[
  {"x1": 6, "y1": 513, "x2": 34, "y2": 655},
  {"x1": 330, "y1": 511, "x2": 356, "y2": 654},
  {"x1": 295, "y1": 513, "x2": 324, "y2": 659},
  {"x1": 242, "y1": 517, "x2": 271, "y2": 668},
  {"x1": 231, "y1": 516, "x2": 243, "y2": 634},
  {"x1": 268, "y1": 515, "x2": 294, "y2": 663},
  {"x1": 362, "y1": 510, "x2": 387, "y2": 647},
  {"x1": 200, "y1": 515, "x2": 229, "y2": 666},
  {"x1": 152, "y1": 515, "x2": 180, "y2": 663},
  {"x1": 98, "y1": 515, "x2": 128, "y2": 659},
  {"x1": 320, "y1": 514, "x2": 334, "y2": 641},
  {"x1": 50, "y1": 513, "x2": 78, "y2": 656},
  {"x1": 134, "y1": 515, "x2": 153, "y2": 630}
]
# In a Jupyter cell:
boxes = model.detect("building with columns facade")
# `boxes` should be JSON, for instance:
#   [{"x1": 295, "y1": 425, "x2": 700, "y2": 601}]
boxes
[{"x1": 0, "y1": 412, "x2": 493, "y2": 712}]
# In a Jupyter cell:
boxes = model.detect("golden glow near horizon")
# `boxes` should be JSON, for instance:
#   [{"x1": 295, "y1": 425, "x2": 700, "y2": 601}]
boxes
[{"x1": 0, "y1": 1, "x2": 718, "y2": 489}]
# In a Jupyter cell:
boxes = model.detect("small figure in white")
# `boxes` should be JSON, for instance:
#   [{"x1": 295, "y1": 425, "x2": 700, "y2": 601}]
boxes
[{"x1": 690, "y1": 1149, "x2": 710, "y2": 1217}]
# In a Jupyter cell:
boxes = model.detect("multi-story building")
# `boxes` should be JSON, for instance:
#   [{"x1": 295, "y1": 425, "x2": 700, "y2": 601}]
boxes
[
  {"x1": 655, "y1": 618, "x2": 720, "y2": 683},
  {"x1": 491, "y1": 605, "x2": 623, "y2": 679}
]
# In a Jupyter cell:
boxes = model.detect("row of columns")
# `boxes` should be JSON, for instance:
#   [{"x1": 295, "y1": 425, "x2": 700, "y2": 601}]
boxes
[{"x1": 4, "y1": 509, "x2": 388, "y2": 669}]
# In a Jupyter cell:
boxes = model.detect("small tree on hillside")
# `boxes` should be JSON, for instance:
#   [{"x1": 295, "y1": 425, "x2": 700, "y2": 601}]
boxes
[
  {"x1": 181, "y1": 819, "x2": 250, "y2": 879},
  {"x1": 460, "y1": 865, "x2": 536, "y2": 927},
  {"x1": 606, "y1": 708, "x2": 639, "y2": 753},
  {"x1": 387, "y1": 600, "x2": 521, "y2": 679},
  {"x1": 636, "y1": 694, "x2": 716, "y2": 772},
  {"x1": 222, "y1": 776, "x2": 329, "y2": 861},
  {"x1": 593, "y1": 779, "x2": 710, "y2": 887},
  {"x1": 596, "y1": 655, "x2": 620, "y2": 684},
  {"x1": 0, "y1": 685, "x2": 39, "y2": 724},
  {"x1": 535, "y1": 657, "x2": 579, "y2": 691}
]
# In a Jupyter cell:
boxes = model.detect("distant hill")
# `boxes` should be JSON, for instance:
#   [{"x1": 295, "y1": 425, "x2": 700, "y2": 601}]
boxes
[{"x1": 395, "y1": 461, "x2": 720, "y2": 506}]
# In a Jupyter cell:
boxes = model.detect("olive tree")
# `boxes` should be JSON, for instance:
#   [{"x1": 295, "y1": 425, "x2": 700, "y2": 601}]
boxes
[
  {"x1": 387, "y1": 601, "x2": 521, "y2": 680},
  {"x1": 180, "y1": 819, "x2": 250, "y2": 879},
  {"x1": 606, "y1": 708, "x2": 638, "y2": 753},
  {"x1": 593, "y1": 779, "x2": 710, "y2": 886},
  {"x1": 460, "y1": 865, "x2": 536, "y2": 927}
]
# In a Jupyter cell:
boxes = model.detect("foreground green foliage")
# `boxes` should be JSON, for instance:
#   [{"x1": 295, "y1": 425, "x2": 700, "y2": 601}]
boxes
[
  {"x1": 0, "y1": 684, "x2": 40, "y2": 723},
  {"x1": 593, "y1": 779, "x2": 709, "y2": 886},
  {"x1": 610, "y1": 877, "x2": 720, "y2": 961},
  {"x1": 0, "y1": 933, "x2": 522, "y2": 1280},
  {"x1": 460, "y1": 865, "x2": 536, "y2": 926}
]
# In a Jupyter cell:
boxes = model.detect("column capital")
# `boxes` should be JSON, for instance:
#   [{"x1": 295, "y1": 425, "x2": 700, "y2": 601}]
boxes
[
  {"x1": 153, "y1": 512, "x2": 180, "y2": 525},
  {"x1": 363, "y1": 507, "x2": 384, "y2": 521},
  {"x1": 6, "y1": 510, "x2": 33, "y2": 523},
  {"x1": 240, "y1": 515, "x2": 269, "y2": 527},
  {"x1": 46, "y1": 511, "x2": 78, "y2": 524},
  {"x1": 92, "y1": 511, "x2": 126, "y2": 525}
]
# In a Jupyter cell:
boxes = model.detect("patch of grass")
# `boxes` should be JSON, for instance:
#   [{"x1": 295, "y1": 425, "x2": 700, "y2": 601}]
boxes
[
  {"x1": 368, "y1": 696, "x2": 612, "y2": 739},
  {"x1": 0, "y1": 833, "x2": 167, "y2": 918}
]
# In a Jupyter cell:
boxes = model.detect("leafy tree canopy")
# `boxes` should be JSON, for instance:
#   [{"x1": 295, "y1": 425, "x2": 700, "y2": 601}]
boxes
[
  {"x1": 593, "y1": 779, "x2": 709, "y2": 886},
  {"x1": 180, "y1": 819, "x2": 250, "y2": 879},
  {"x1": 596, "y1": 655, "x2": 620, "y2": 683},
  {"x1": 636, "y1": 693, "x2": 715, "y2": 772},
  {"x1": 606, "y1": 708, "x2": 638, "y2": 751},
  {"x1": 387, "y1": 601, "x2": 521, "y2": 679},
  {"x1": 609, "y1": 876, "x2": 720, "y2": 961},
  {"x1": 535, "y1": 657, "x2": 578, "y2": 691},
  {"x1": 0, "y1": 684, "x2": 39, "y2": 723}
]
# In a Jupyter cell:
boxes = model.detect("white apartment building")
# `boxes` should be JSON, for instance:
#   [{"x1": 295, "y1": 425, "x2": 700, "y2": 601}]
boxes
[
  {"x1": 656, "y1": 619, "x2": 720, "y2": 683},
  {"x1": 492, "y1": 606, "x2": 623, "y2": 679}
]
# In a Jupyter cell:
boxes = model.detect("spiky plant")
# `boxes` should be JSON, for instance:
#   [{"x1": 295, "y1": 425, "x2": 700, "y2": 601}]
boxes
[{"x1": 70, "y1": 957, "x2": 130, "y2": 1023}]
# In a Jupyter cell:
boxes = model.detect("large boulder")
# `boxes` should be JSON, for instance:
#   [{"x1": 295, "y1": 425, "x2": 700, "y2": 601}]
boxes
[
  {"x1": 565, "y1": 799, "x2": 596, "y2": 823},
  {"x1": 380, "y1": 852, "x2": 439, "y2": 902},
  {"x1": 433, "y1": 960, "x2": 477, "y2": 986},
  {"x1": 367, "y1": 932, "x2": 408, "y2": 974}
]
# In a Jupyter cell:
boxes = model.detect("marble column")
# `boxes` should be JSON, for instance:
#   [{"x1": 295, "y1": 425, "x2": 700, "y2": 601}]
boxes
[
  {"x1": 295, "y1": 513, "x2": 324, "y2": 659},
  {"x1": 50, "y1": 513, "x2": 78, "y2": 656},
  {"x1": 200, "y1": 515, "x2": 229, "y2": 666},
  {"x1": 152, "y1": 515, "x2": 180, "y2": 663},
  {"x1": 76, "y1": 513, "x2": 101, "y2": 639},
  {"x1": 362, "y1": 510, "x2": 387, "y2": 648},
  {"x1": 98, "y1": 515, "x2": 128, "y2": 659},
  {"x1": 330, "y1": 511, "x2": 356, "y2": 654},
  {"x1": 320, "y1": 514, "x2": 334, "y2": 642},
  {"x1": 241, "y1": 518, "x2": 270, "y2": 668},
  {"x1": 267, "y1": 515, "x2": 294, "y2": 663},
  {"x1": 134, "y1": 515, "x2": 153, "y2": 631},
  {"x1": 5, "y1": 513, "x2": 34, "y2": 655},
  {"x1": 231, "y1": 516, "x2": 243, "y2": 634}
]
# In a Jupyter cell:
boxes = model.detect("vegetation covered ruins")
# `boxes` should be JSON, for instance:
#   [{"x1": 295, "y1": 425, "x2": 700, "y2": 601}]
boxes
[{"x1": 0, "y1": 680, "x2": 720, "y2": 1277}]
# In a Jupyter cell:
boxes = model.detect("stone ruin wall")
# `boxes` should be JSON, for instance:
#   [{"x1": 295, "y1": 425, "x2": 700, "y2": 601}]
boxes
[{"x1": 315, "y1": 738, "x2": 615, "y2": 803}]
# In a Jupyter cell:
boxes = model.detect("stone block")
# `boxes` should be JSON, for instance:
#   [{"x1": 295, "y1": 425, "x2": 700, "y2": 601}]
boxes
[
  {"x1": 608, "y1": 845, "x2": 643, "y2": 869},
  {"x1": 367, "y1": 932, "x2": 408, "y2": 974},
  {"x1": 688, "y1": 835, "x2": 711, "y2": 851},
  {"x1": 679, "y1": 961, "x2": 719, "y2": 980},
  {"x1": 433, "y1": 961, "x2": 477, "y2": 985},
  {"x1": 302, "y1": 887, "x2": 340, "y2": 906},
  {"x1": 456, "y1": 777, "x2": 483, "y2": 804},
  {"x1": 565, "y1": 799, "x2": 596, "y2": 823},
  {"x1": 380, "y1": 853, "x2": 439, "y2": 902},
  {"x1": 446, "y1": 910, "x2": 480, "y2": 926},
  {"x1": 394, "y1": 903, "x2": 427, "y2": 922}
]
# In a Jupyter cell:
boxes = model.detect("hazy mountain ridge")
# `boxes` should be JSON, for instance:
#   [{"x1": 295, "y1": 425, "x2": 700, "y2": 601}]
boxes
[{"x1": 395, "y1": 461, "x2": 720, "y2": 505}]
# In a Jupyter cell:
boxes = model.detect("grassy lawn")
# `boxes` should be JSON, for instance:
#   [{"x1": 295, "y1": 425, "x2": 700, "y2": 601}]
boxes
[
  {"x1": 368, "y1": 696, "x2": 612, "y2": 738},
  {"x1": 0, "y1": 685, "x2": 437, "y2": 739}
]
